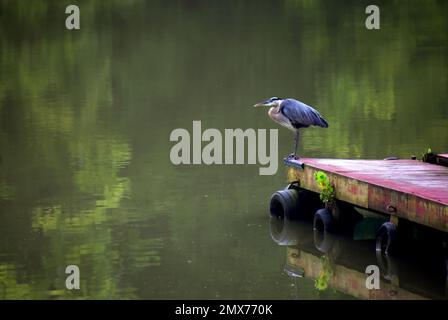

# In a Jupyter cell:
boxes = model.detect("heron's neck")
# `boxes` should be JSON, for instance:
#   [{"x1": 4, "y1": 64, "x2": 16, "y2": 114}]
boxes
[
  {"x1": 268, "y1": 106, "x2": 279, "y2": 117},
  {"x1": 268, "y1": 102, "x2": 282, "y2": 115}
]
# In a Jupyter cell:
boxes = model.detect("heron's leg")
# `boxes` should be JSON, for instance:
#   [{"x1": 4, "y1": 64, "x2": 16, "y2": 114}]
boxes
[{"x1": 293, "y1": 130, "x2": 300, "y2": 158}]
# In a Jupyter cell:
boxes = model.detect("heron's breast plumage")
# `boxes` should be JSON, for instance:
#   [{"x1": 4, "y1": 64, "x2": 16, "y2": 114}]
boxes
[{"x1": 268, "y1": 106, "x2": 296, "y2": 132}]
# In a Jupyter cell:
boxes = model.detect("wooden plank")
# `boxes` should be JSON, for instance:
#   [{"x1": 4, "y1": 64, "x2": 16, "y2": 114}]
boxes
[{"x1": 286, "y1": 158, "x2": 448, "y2": 232}]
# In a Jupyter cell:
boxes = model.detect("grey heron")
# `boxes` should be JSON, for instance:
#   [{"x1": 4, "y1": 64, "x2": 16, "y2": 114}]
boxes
[{"x1": 254, "y1": 97, "x2": 328, "y2": 159}]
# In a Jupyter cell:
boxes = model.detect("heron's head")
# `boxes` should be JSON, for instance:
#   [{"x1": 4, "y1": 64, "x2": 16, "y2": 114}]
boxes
[{"x1": 253, "y1": 97, "x2": 283, "y2": 108}]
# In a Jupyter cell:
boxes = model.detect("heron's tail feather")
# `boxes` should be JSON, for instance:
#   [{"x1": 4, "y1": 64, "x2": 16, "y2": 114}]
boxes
[{"x1": 318, "y1": 117, "x2": 329, "y2": 128}]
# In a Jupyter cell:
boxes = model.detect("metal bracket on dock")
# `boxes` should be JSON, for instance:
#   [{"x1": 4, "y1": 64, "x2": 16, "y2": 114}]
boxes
[
  {"x1": 286, "y1": 181, "x2": 300, "y2": 190},
  {"x1": 386, "y1": 205, "x2": 397, "y2": 213}
]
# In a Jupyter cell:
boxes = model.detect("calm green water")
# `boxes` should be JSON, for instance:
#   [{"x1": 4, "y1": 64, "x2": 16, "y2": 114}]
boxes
[{"x1": 0, "y1": 0, "x2": 447, "y2": 299}]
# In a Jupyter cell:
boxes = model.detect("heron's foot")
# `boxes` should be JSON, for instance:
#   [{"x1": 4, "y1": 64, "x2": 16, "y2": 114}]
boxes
[{"x1": 287, "y1": 154, "x2": 301, "y2": 160}]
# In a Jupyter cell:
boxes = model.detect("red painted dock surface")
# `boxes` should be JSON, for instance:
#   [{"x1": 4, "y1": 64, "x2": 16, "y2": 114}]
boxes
[
  {"x1": 286, "y1": 158, "x2": 448, "y2": 232},
  {"x1": 302, "y1": 159, "x2": 448, "y2": 205}
]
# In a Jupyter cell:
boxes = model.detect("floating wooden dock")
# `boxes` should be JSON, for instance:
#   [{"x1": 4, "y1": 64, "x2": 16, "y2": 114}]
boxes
[{"x1": 285, "y1": 158, "x2": 448, "y2": 233}]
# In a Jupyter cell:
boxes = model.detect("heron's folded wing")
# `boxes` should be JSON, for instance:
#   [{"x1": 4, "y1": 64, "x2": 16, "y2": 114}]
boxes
[{"x1": 281, "y1": 99, "x2": 328, "y2": 128}]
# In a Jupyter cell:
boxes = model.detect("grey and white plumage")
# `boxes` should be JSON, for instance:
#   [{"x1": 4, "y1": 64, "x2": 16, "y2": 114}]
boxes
[{"x1": 254, "y1": 97, "x2": 328, "y2": 158}]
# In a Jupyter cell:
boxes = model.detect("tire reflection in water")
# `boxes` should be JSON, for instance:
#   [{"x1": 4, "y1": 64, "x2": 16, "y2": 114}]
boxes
[{"x1": 270, "y1": 216, "x2": 448, "y2": 300}]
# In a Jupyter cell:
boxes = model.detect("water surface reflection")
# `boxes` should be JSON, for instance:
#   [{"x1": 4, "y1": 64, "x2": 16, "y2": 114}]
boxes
[{"x1": 270, "y1": 217, "x2": 448, "y2": 299}]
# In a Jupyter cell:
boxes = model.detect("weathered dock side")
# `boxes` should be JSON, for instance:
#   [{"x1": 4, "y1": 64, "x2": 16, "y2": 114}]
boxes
[{"x1": 285, "y1": 158, "x2": 448, "y2": 233}]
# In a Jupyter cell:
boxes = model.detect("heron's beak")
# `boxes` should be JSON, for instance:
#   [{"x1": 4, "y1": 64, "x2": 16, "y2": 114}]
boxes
[{"x1": 253, "y1": 101, "x2": 269, "y2": 107}]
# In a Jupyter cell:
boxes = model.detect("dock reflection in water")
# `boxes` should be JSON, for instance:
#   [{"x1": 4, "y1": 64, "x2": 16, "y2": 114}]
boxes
[{"x1": 270, "y1": 217, "x2": 448, "y2": 300}]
